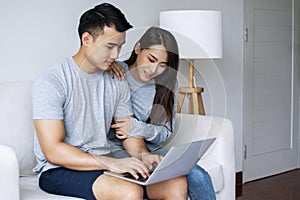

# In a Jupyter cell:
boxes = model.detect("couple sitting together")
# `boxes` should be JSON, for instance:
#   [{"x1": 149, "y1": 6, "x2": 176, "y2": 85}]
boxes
[{"x1": 32, "y1": 2, "x2": 216, "y2": 200}]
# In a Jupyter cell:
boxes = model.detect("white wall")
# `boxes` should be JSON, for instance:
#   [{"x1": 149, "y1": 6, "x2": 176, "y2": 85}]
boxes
[
  {"x1": 0, "y1": 0, "x2": 244, "y2": 171},
  {"x1": 0, "y1": 0, "x2": 84, "y2": 81}
]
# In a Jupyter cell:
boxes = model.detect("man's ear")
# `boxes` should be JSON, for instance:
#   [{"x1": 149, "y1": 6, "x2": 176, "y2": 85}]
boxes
[
  {"x1": 134, "y1": 42, "x2": 141, "y2": 54},
  {"x1": 81, "y1": 32, "x2": 92, "y2": 46}
]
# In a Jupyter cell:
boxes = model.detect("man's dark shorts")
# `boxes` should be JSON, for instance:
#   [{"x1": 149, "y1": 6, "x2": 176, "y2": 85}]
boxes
[
  {"x1": 39, "y1": 167, "x2": 103, "y2": 200},
  {"x1": 39, "y1": 165, "x2": 149, "y2": 199}
]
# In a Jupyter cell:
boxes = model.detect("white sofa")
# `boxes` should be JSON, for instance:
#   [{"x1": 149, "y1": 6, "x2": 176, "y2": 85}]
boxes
[{"x1": 0, "y1": 81, "x2": 235, "y2": 200}]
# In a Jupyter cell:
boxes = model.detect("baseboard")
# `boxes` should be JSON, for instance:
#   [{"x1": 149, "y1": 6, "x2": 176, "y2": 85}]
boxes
[{"x1": 236, "y1": 171, "x2": 243, "y2": 197}]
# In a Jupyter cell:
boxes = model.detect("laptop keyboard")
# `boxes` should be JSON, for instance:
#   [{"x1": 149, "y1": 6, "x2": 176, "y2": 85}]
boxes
[{"x1": 123, "y1": 173, "x2": 149, "y2": 182}]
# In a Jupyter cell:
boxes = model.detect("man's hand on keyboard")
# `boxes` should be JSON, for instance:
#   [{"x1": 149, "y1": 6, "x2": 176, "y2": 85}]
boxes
[{"x1": 141, "y1": 153, "x2": 163, "y2": 171}]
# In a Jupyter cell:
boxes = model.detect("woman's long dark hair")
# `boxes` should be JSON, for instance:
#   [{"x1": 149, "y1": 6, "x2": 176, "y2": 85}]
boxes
[{"x1": 125, "y1": 27, "x2": 179, "y2": 131}]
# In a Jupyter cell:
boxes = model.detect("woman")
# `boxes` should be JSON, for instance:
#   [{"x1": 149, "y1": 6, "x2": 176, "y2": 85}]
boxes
[{"x1": 110, "y1": 27, "x2": 216, "y2": 200}]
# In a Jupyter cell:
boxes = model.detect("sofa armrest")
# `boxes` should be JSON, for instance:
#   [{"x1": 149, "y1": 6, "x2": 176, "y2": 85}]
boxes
[
  {"x1": 197, "y1": 116, "x2": 235, "y2": 200},
  {"x1": 164, "y1": 113, "x2": 235, "y2": 200},
  {"x1": 0, "y1": 144, "x2": 20, "y2": 200}
]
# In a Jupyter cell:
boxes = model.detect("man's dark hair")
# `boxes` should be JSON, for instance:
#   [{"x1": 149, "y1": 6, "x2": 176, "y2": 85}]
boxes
[{"x1": 78, "y1": 3, "x2": 132, "y2": 44}]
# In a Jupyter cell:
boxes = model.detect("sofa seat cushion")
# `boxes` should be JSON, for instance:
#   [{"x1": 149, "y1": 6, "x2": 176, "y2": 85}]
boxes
[
  {"x1": 20, "y1": 176, "x2": 83, "y2": 200},
  {"x1": 20, "y1": 176, "x2": 188, "y2": 200},
  {"x1": 200, "y1": 163, "x2": 224, "y2": 193}
]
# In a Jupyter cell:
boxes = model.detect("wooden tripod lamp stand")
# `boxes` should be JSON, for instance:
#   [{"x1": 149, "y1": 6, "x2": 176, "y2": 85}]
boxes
[
  {"x1": 177, "y1": 59, "x2": 205, "y2": 115},
  {"x1": 160, "y1": 10, "x2": 223, "y2": 115}
]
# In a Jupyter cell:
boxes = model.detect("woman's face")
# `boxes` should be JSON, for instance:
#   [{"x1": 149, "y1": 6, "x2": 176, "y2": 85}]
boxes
[{"x1": 133, "y1": 44, "x2": 168, "y2": 83}]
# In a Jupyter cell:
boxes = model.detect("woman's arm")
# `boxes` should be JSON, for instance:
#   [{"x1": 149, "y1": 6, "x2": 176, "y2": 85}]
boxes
[
  {"x1": 111, "y1": 112, "x2": 175, "y2": 144},
  {"x1": 129, "y1": 85, "x2": 178, "y2": 144},
  {"x1": 129, "y1": 118, "x2": 173, "y2": 144},
  {"x1": 112, "y1": 85, "x2": 178, "y2": 144}
]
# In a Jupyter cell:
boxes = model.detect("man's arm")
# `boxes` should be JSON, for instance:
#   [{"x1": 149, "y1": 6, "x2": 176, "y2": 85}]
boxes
[
  {"x1": 122, "y1": 137, "x2": 162, "y2": 170},
  {"x1": 121, "y1": 136, "x2": 149, "y2": 159},
  {"x1": 35, "y1": 119, "x2": 149, "y2": 178},
  {"x1": 34, "y1": 119, "x2": 100, "y2": 170}
]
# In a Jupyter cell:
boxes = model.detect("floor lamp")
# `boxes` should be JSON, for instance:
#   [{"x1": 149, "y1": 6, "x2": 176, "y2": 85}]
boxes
[{"x1": 160, "y1": 10, "x2": 223, "y2": 115}]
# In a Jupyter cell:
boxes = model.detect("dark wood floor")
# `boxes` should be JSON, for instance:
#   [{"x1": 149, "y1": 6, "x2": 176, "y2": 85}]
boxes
[{"x1": 237, "y1": 169, "x2": 300, "y2": 200}]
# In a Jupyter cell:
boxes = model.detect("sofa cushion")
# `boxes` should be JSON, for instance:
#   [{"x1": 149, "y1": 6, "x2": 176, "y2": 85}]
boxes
[
  {"x1": 203, "y1": 164, "x2": 224, "y2": 193},
  {"x1": 0, "y1": 81, "x2": 36, "y2": 176},
  {"x1": 20, "y1": 176, "x2": 83, "y2": 200}
]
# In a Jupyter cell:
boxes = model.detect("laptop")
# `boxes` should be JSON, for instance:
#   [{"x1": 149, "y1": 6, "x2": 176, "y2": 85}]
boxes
[{"x1": 104, "y1": 138, "x2": 215, "y2": 185}]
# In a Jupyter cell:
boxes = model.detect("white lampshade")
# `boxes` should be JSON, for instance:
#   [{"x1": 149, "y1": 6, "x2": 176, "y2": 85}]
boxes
[{"x1": 160, "y1": 10, "x2": 223, "y2": 59}]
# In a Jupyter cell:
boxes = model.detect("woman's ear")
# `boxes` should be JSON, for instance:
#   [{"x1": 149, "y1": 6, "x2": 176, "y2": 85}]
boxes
[{"x1": 134, "y1": 42, "x2": 141, "y2": 54}]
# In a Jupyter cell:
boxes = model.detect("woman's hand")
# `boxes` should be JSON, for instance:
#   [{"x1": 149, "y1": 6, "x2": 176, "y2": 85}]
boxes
[
  {"x1": 111, "y1": 117, "x2": 132, "y2": 139},
  {"x1": 109, "y1": 62, "x2": 126, "y2": 80}
]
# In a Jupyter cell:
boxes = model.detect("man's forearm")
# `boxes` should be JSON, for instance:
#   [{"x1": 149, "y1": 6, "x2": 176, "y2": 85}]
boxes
[
  {"x1": 43, "y1": 141, "x2": 113, "y2": 171},
  {"x1": 122, "y1": 136, "x2": 149, "y2": 159}
]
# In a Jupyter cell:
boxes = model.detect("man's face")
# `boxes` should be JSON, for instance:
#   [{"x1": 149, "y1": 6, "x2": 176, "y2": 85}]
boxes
[{"x1": 83, "y1": 26, "x2": 126, "y2": 73}]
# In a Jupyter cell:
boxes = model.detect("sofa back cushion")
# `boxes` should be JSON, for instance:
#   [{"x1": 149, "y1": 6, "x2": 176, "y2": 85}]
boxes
[
  {"x1": 0, "y1": 81, "x2": 36, "y2": 176},
  {"x1": 166, "y1": 113, "x2": 225, "y2": 147}
]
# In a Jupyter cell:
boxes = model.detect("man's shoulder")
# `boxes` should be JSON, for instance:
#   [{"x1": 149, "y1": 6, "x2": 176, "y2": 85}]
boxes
[
  {"x1": 33, "y1": 57, "x2": 76, "y2": 93},
  {"x1": 103, "y1": 71, "x2": 128, "y2": 86},
  {"x1": 102, "y1": 71, "x2": 130, "y2": 98},
  {"x1": 36, "y1": 58, "x2": 75, "y2": 82},
  {"x1": 116, "y1": 60, "x2": 129, "y2": 72}
]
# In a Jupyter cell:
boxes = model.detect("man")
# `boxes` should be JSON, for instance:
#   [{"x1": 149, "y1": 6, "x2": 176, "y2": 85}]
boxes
[{"x1": 33, "y1": 3, "x2": 187, "y2": 200}]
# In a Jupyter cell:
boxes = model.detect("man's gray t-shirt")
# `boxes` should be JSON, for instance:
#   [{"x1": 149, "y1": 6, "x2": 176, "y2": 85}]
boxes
[{"x1": 32, "y1": 57, "x2": 132, "y2": 173}]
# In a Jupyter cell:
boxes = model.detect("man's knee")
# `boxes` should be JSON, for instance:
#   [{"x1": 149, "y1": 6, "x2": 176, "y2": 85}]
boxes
[
  {"x1": 93, "y1": 174, "x2": 143, "y2": 200},
  {"x1": 122, "y1": 186, "x2": 144, "y2": 200},
  {"x1": 147, "y1": 176, "x2": 188, "y2": 200},
  {"x1": 169, "y1": 176, "x2": 188, "y2": 198},
  {"x1": 117, "y1": 182, "x2": 143, "y2": 200}
]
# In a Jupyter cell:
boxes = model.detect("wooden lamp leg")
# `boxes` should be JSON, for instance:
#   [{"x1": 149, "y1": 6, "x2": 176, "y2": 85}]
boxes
[
  {"x1": 177, "y1": 92, "x2": 185, "y2": 113},
  {"x1": 177, "y1": 59, "x2": 206, "y2": 115},
  {"x1": 177, "y1": 87, "x2": 205, "y2": 115},
  {"x1": 197, "y1": 91, "x2": 205, "y2": 115}
]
